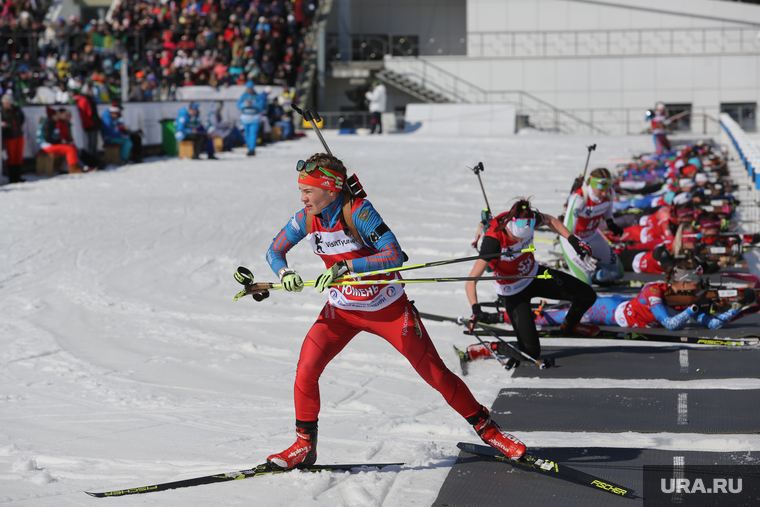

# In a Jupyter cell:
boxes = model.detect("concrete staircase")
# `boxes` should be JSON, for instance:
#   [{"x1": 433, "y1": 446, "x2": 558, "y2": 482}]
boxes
[{"x1": 374, "y1": 68, "x2": 451, "y2": 104}]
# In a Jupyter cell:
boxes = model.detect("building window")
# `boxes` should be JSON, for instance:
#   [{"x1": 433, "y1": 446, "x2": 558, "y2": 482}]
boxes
[
  {"x1": 721, "y1": 103, "x2": 757, "y2": 132},
  {"x1": 664, "y1": 103, "x2": 691, "y2": 132}
]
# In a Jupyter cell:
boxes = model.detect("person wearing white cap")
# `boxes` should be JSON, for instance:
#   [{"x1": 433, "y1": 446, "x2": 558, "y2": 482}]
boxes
[
  {"x1": 650, "y1": 102, "x2": 671, "y2": 155},
  {"x1": 100, "y1": 103, "x2": 133, "y2": 164},
  {"x1": 694, "y1": 172, "x2": 709, "y2": 186}
]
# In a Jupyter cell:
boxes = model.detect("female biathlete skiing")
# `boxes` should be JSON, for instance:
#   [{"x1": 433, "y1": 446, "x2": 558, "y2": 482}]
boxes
[
  {"x1": 262, "y1": 153, "x2": 526, "y2": 469},
  {"x1": 463, "y1": 263, "x2": 757, "y2": 364},
  {"x1": 464, "y1": 198, "x2": 598, "y2": 365},
  {"x1": 560, "y1": 168, "x2": 625, "y2": 285}
]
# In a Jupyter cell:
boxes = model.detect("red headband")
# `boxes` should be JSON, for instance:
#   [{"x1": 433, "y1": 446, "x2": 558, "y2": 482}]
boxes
[{"x1": 298, "y1": 167, "x2": 344, "y2": 192}]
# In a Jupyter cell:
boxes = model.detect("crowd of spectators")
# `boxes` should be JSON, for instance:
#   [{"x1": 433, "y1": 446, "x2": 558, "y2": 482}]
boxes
[{"x1": 0, "y1": 0, "x2": 317, "y2": 105}]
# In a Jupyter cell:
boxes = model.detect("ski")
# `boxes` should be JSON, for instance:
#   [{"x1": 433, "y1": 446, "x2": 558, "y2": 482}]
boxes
[
  {"x1": 456, "y1": 442, "x2": 636, "y2": 499},
  {"x1": 467, "y1": 325, "x2": 760, "y2": 346},
  {"x1": 85, "y1": 461, "x2": 403, "y2": 497},
  {"x1": 453, "y1": 345, "x2": 469, "y2": 376},
  {"x1": 419, "y1": 311, "x2": 760, "y2": 346}
]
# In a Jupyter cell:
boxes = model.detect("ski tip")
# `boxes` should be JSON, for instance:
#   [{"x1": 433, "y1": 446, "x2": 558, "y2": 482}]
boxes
[{"x1": 85, "y1": 491, "x2": 105, "y2": 498}]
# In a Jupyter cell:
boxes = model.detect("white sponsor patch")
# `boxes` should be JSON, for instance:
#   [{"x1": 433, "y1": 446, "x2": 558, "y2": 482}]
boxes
[{"x1": 308, "y1": 230, "x2": 362, "y2": 256}]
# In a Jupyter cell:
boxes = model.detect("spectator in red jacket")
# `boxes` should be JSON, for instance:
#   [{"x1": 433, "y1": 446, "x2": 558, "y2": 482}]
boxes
[
  {"x1": 1, "y1": 94, "x2": 26, "y2": 183},
  {"x1": 73, "y1": 84, "x2": 101, "y2": 157}
]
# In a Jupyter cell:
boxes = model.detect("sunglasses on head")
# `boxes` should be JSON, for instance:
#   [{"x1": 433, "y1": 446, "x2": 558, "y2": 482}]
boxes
[
  {"x1": 512, "y1": 217, "x2": 536, "y2": 228},
  {"x1": 296, "y1": 160, "x2": 342, "y2": 184},
  {"x1": 297, "y1": 160, "x2": 325, "y2": 174},
  {"x1": 588, "y1": 177, "x2": 611, "y2": 190}
]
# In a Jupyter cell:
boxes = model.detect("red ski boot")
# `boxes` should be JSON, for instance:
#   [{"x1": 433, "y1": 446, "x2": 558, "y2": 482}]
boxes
[
  {"x1": 465, "y1": 342, "x2": 497, "y2": 361},
  {"x1": 467, "y1": 406, "x2": 525, "y2": 460},
  {"x1": 561, "y1": 321, "x2": 600, "y2": 337},
  {"x1": 267, "y1": 423, "x2": 318, "y2": 469}
]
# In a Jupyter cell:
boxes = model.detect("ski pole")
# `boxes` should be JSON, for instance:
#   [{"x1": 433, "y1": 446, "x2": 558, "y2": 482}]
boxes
[
  {"x1": 469, "y1": 330, "x2": 514, "y2": 371},
  {"x1": 292, "y1": 104, "x2": 332, "y2": 156},
  {"x1": 234, "y1": 270, "x2": 553, "y2": 300},
  {"x1": 570, "y1": 144, "x2": 597, "y2": 194},
  {"x1": 334, "y1": 244, "x2": 536, "y2": 281},
  {"x1": 469, "y1": 162, "x2": 491, "y2": 217},
  {"x1": 474, "y1": 322, "x2": 549, "y2": 369}
]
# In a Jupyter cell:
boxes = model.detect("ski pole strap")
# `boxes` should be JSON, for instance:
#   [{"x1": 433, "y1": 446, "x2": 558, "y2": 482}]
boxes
[{"x1": 234, "y1": 266, "x2": 254, "y2": 285}]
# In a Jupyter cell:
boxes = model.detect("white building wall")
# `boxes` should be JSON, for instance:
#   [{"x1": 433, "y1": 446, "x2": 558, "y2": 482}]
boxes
[
  {"x1": 382, "y1": 0, "x2": 760, "y2": 133},
  {"x1": 468, "y1": 0, "x2": 760, "y2": 32}
]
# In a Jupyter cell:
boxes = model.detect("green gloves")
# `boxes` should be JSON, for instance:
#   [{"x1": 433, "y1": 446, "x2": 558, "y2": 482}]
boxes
[
  {"x1": 279, "y1": 268, "x2": 304, "y2": 292},
  {"x1": 315, "y1": 260, "x2": 349, "y2": 293}
]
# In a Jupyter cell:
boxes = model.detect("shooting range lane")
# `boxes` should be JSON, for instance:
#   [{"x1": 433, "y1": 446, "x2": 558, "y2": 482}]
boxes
[
  {"x1": 511, "y1": 346, "x2": 760, "y2": 380},
  {"x1": 431, "y1": 448, "x2": 759, "y2": 507},
  {"x1": 489, "y1": 388, "x2": 760, "y2": 433}
]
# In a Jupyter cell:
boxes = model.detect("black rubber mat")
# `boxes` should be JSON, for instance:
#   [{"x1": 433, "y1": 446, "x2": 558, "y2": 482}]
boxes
[
  {"x1": 511, "y1": 346, "x2": 760, "y2": 379},
  {"x1": 490, "y1": 388, "x2": 760, "y2": 433},
  {"x1": 432, "y1": 448, "x2": 759, "y2": 507}
]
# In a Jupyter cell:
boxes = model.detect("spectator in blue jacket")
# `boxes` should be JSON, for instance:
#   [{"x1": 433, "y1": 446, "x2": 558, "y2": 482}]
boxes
[
  {"x1": 176, "y1": 102, "x2": 217, "y2": 160},
  {"x1": 237, "y1": 81, "x2": 262, "y2": 157},
  {"x1": 101, "y1": 103, "x2": 133, "y2": 164}
]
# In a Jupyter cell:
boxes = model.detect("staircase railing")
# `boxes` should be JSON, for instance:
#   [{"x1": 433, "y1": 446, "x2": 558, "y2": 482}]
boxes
[{"x1": 384, "y1": 56, "x2": 607, "y2": 134}]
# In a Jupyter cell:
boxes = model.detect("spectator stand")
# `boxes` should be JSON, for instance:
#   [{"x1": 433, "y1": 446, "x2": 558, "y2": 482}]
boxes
[{"x1": 17, "y1": 86, "x2": 283, "y2": 158}]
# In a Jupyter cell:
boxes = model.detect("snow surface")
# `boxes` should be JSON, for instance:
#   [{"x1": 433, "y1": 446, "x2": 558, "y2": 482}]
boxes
[{"x1": 2, "y1": 131, "x2": 759, "y2": 506}]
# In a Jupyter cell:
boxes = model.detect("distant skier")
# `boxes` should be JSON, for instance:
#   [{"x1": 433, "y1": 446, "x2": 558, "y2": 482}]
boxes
[
  {"x1": 261, "y1": 153, "x2": 527, "y2": 469},
  {"x1": 650, "y1": 102, "x2": 671, "y2": 155}
]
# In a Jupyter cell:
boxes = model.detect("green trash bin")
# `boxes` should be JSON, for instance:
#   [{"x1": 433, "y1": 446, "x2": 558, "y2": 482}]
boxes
[{"x1": 160, "y1": 118, "x2": 178, "y2": 156}]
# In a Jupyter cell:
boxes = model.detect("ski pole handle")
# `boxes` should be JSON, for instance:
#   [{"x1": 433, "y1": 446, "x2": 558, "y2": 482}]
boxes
[
  {"x1": 470, "y1": 162, "x2": 491, "y2": 216},
  {"x1": 292, "y1": 103, "x2": 332, "y2": 156}
]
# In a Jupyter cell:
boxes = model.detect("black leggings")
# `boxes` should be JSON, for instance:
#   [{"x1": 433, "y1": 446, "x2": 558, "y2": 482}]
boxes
[
  {"x1": 618, "y1": 249, "x2": 646, "y2": 272},
  {"x1": 497, "y1": 265, "x2": 597, "y2": 358}
]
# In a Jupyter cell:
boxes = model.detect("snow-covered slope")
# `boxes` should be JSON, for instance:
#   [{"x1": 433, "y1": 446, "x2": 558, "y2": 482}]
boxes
[{"x1": 1, "y1": 132, "x2": 757, "y2": 506}]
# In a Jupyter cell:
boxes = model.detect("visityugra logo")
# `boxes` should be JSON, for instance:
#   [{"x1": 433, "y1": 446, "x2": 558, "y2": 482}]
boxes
[{"x1": 661, "y1": 478, "x2": 742, "y2": 494}]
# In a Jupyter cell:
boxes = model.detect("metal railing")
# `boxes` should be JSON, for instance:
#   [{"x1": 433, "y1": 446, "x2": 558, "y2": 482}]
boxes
[
  {"x1": 384, "y1": 56, "x2": 606, "y2": 134},
  {"x1": 517, "y1": 109, "x2": 726, "y2": 136},
  {"x1": 468, "y1": 26, "x2": 760, "y2": 58}
]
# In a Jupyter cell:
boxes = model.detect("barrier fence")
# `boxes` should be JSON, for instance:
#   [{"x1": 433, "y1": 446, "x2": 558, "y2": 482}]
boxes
[{"x1": 720, "y1": 112, "x2": 760, "y2": 237}]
